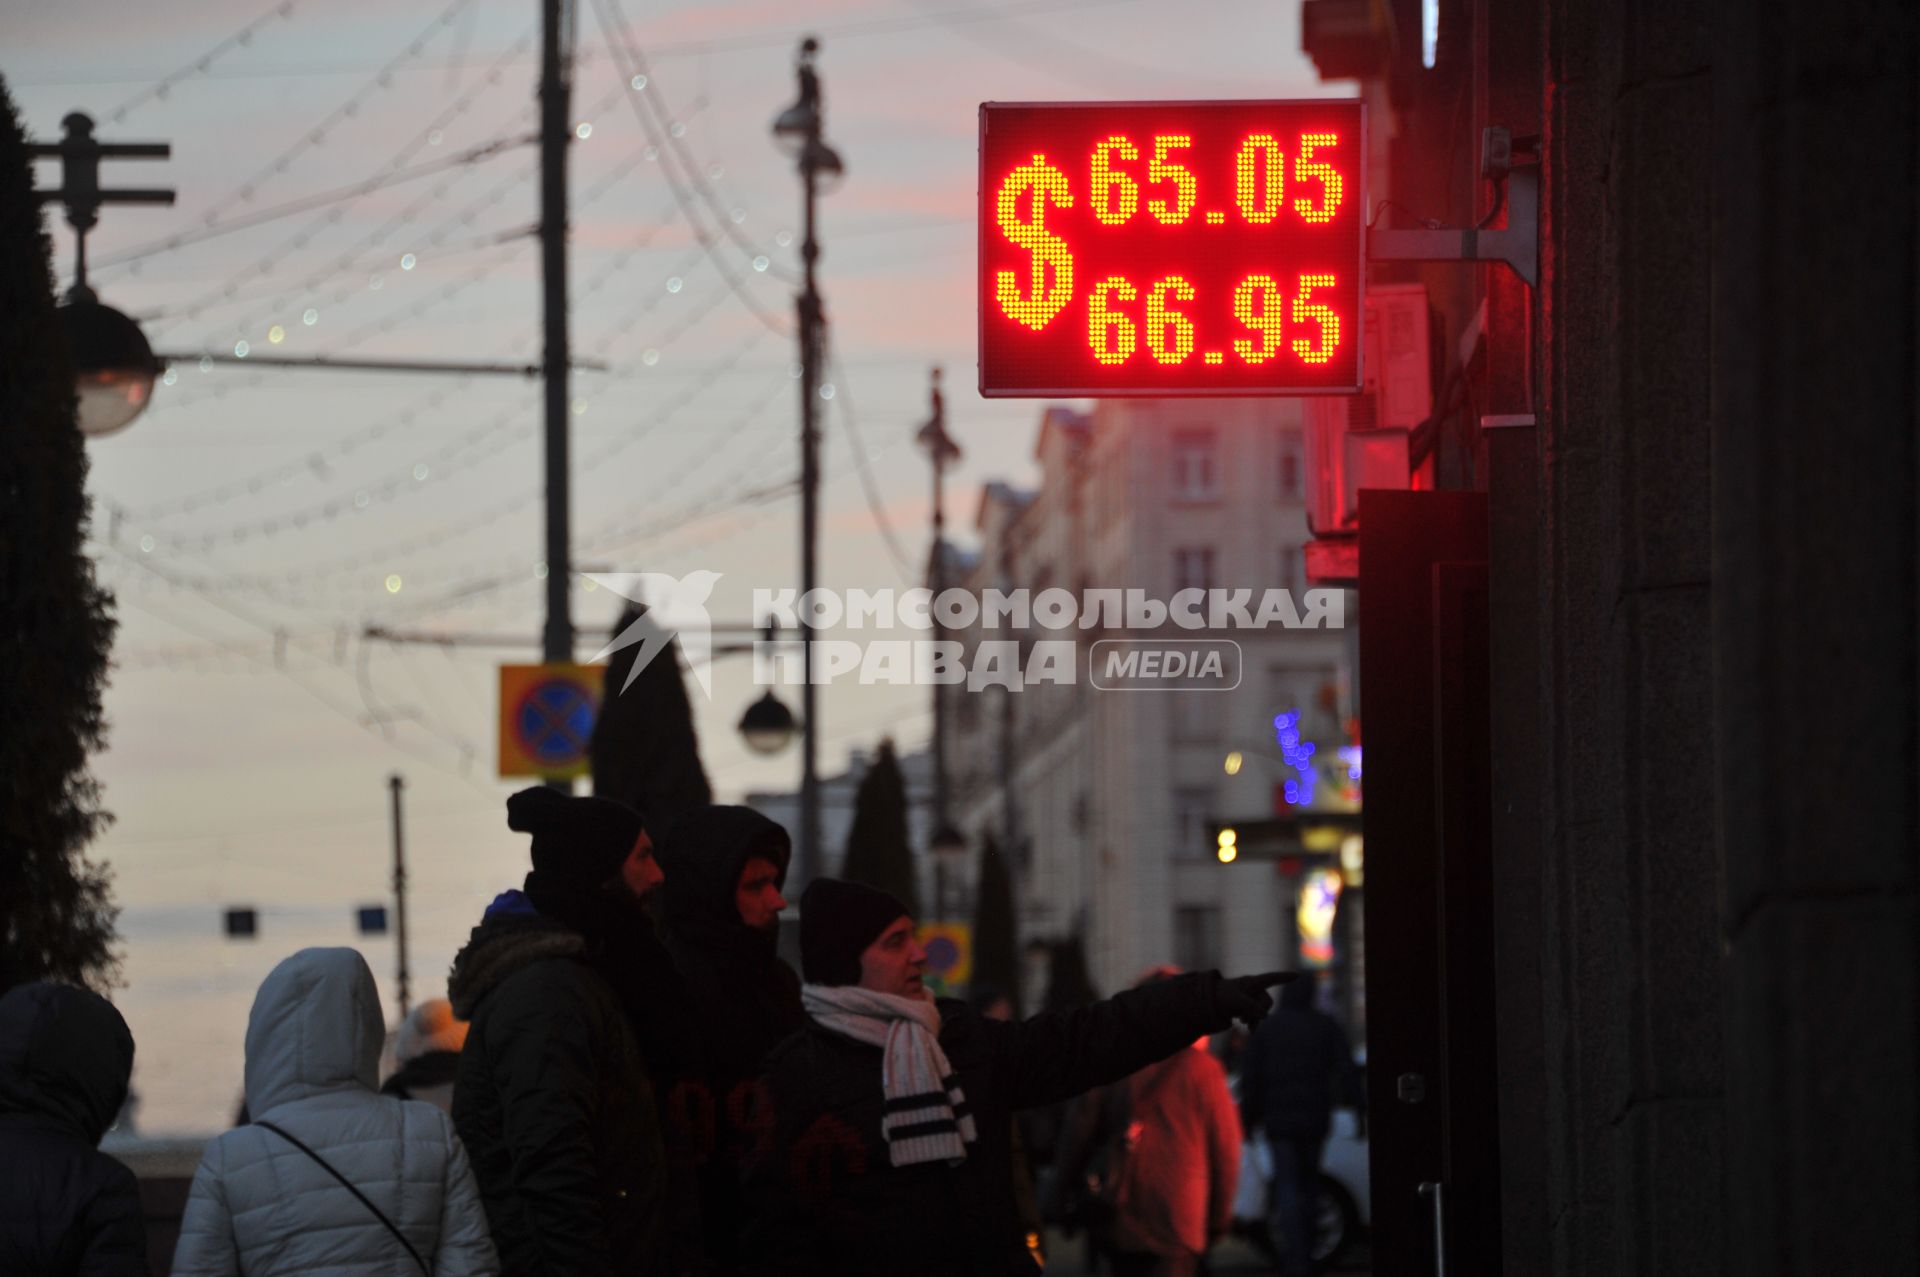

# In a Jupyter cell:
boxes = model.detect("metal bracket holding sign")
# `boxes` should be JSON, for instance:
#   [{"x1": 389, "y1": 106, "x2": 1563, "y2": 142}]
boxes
[{"x1": 1366, "y1": 127, "x2": 1538, "y2": 287}]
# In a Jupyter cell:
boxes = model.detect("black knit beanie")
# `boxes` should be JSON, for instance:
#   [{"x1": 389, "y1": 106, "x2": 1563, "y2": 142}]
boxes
[
  {"x1": 800, "y1": 877, "x2": 910, "y2": 986},
  {"x1": 505, "y1": 786, "x2": 645, "y2": 889}
]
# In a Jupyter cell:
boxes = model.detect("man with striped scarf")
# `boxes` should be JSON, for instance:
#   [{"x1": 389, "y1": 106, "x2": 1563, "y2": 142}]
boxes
[{"x1": 739, "y1": 878, "x2": 1289, "y2": 1276}]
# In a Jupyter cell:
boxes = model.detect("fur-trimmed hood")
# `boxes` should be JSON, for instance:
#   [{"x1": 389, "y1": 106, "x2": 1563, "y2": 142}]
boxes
[{"x1": 447, "y1": 890, "x2": 585, "y2": 1020}]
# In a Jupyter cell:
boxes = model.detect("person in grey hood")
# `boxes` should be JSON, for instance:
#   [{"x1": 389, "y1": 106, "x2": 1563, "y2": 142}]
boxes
[
  {"x1": 172, "y1": 947, "x2": 497, "y2": 1277},
  {"x1": 654, "y1": 804, "x2": 803, "y2": 1273},
  {"x1": 0, "y1": 981, "x2": 148, "y2": 1276}
]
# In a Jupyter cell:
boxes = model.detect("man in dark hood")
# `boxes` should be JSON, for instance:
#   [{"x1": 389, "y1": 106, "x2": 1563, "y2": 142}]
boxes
[
  {"x1": 1240, "y1": 974, "x2": 1364, "y2": 1276},
  {"x1": 0, "y1": 981, "x2": 148, "y2": 1275},
  {"x1": 654, "y1": 804, "x2": 804, "y2": 1274},
  {"x1": 449, "y1": 786, "x2": 698, "y2": 1277}
]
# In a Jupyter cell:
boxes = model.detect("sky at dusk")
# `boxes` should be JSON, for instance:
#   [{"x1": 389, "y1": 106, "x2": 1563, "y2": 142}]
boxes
[{"x1": 5, "y1": 0, "x2": 1343, "y2": 1133}]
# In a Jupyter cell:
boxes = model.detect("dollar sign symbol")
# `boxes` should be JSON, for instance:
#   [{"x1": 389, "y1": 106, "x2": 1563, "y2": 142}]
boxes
[{"x1": 995, "y1": 155, "x2": 1074, "y2": 331}]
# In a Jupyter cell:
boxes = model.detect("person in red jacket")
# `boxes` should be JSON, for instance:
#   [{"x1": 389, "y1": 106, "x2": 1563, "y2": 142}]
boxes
[{"x1": 1056, "y1": 966, "x2": 1243, "y2": 1277}]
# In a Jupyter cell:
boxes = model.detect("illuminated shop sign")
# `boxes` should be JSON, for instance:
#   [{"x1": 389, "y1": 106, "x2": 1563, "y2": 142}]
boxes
[{"x1": 979, "y1": 100, "x2": 1366, "y2": 397}]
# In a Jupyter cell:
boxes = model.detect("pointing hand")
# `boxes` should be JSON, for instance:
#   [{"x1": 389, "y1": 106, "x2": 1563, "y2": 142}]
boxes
[{"x1": 1218, "y1": 970, "x2": 1296, "y2": 1026}]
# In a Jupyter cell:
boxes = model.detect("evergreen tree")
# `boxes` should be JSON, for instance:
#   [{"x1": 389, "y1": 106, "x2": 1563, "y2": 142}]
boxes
[
  {"x1": 0, "y1": 76, "x2": 119, "y2": 992},
  {"x1": 838, "y1": 739, "x2": 921, "y2": 917},
  {"x1": 589, "y1": 604, "x2": 712, "y2": 838},
  {"x1": 1042, "y1": 935, "x2": 1099, "y2": 1013},
  {"x1": 970, "y1": 832, "x2": 1021, "y2": 1015}
]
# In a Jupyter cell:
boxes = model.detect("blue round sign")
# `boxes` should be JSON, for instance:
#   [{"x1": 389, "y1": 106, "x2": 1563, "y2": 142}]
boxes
[
  {"x1": 516, "y1": 679, "x2": 597, "y2": 765},
  {"x1": 924, "y1": 935, "x2": 961, "y2": 974}
]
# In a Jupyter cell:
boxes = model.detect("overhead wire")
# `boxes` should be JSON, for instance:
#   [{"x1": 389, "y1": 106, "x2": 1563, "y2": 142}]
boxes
[
  {"x1": 151, "y1": 42, "x2": 540, "y2": 339},
  {"x1": 136, "y1": 228, "x2": 530, "y2": 424},
  {"x1": 113, "y1": 378, "x2": 475, "y2": 522},
  {"x1": 101, "y1": 543, "x2": 493, "y2": 790},
  {"x1": 374, "y1": 335, "x2": 783, "y2": 620},
  {"x1": 41, "y1": 0, "x2": 1159, "y2": 93},
  {"x1": 94, "y1": 133, "x2": 533, "y2": 270},
  {"x1": 132, "y1": 223, "x2": 531, "y2": 329},
  {"x1": 141, "y1": 52, "x2": 712, "y2": 364},
  {"x1": 115, "y1": 388, "x2": 541, "y2": 554},
  {"x1": 140, "y1": 341, "x2": 780, "y2": 601},
  {"x1": 131, "y1": 203, "x2": 712, "y2": 540},
  {"x1": 141, "y1": 252, "x2": 755, "y2": 557},
  {"x1": 156, "y1": 0, "x2": 482, "y2": 246},
  {"x1": 585, "y1": 0, "x2": 791, "y2": 338},
  {"x1": 583, "y1": 0, "x2": 1159, "y2": 61},
  {"x1": 901, "y1": 0, "x2": 1194, "y2": 92},
  {"x1": 94, "y1": 9, "x2": 812, "y2": 659},
  {"x1": 96, "y1": 0, "x2": 300, "y2": 127},
  {"x1": 591, "y1": 0, "x2": 797, "y2": 285},
  {"x1": 132, "y1": 91, "x2": 687, "y2": 426},
  {"x1": 572, "y1": 377, "x2": 797, "y2": 555},
  {"x1": 822, "y1": 335, "x2": 917, "y2": 578}
]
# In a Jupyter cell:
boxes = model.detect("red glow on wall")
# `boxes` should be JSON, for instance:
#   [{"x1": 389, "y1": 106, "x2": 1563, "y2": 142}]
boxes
[{"x1": 980, "y1": 100, "x2": 1366, "y2": 397}]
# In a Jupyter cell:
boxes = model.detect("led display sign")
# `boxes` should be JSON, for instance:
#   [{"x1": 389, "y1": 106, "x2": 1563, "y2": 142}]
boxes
[{"x1": 979, "y1": 100, "x2": 1366, "y2": 397}]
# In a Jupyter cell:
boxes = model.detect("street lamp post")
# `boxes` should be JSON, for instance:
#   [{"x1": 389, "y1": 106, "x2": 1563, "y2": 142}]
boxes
[
  {"x1": 772, "y1": 37, "x2": 843, "y2": 891},
  {"x1": 917, "y1": 366, "x2": 967, "y2": 918},
  {"x1": 30, "y1": 112, "x2": 173, "y2": 437}
]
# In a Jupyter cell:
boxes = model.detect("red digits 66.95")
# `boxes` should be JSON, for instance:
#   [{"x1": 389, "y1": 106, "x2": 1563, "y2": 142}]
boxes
[{"x1": 1087, "y1": 273, "x2": 1341, "y2": 367}]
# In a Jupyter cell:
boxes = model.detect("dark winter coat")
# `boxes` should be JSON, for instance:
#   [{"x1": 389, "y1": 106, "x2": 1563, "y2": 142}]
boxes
[
  {"x1": 0, "y1": 981, "x2": 147, "y2": 1277},
  {"x1": 656, "y1": 806, "x2": 804, "y2": 1273},
  {"x1": 1239, "y1": 978, "x2": 1362, "y2": 1143},
  {"x1": 739, "y1": 971, "x2": 1238, "y2": 1276},
  {"x1": 449, "y1": 883, "x2": 674, "y2": 1277}
]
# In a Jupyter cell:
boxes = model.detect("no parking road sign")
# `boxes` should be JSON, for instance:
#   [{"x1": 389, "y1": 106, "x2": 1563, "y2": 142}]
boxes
[
  {"x1": 918, "y1": 921, "x2": 973, "y2": 996},
  {"x1": 499, "y1": 663, "x2": 603, "y2": 779}
]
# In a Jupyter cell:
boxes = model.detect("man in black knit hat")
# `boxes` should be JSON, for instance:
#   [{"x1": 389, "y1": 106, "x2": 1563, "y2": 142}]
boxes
[
  {"x1": 738, "y1": 877, "x2": 1293, "y2": 1276},
  {"x1": 449, "y1": 786, "x2": 695, "y2": 1277}
]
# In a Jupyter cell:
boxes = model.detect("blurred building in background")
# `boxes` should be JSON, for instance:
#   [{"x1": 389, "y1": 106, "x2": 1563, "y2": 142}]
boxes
[{"x1": 944, "y1": 401, "x2": 1361, "y2": 1022}]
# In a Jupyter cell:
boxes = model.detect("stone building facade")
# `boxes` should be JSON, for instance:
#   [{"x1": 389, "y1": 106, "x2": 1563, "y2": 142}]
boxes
[{"x1": 944, "y1": 400, "x2": 1354, "y2": 1002}]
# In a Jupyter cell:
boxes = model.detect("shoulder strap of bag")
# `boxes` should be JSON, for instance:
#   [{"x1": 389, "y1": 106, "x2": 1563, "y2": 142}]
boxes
[{"x1": 255, "y1": 1120, "x2": 430, "y2": 1276}]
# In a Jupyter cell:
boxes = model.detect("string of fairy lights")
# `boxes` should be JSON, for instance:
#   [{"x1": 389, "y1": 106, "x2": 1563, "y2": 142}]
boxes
[
  {"x1": 95, "y1": 0, "x2": 303, "y2": 128},
  {"x1": 112, "y1": 240, "x2": 766, "y2": 568},
  {"x1": 105, "y1": 325, "x2": 783, "y2": 613},
  {"x1": 370, "y1": 370, "x2": 799, "y2": 625},
  {"x1": 90, "y1": 0, "x2": 487, "y2": 288},
  {"x1": 140, "y1": 65, "x2": 738, "y2": 421},
  {"x1": 79, "y1": 0, "x2": 947, "y2": 777},
  {"x1": 587, "y1": 0, "x2": 792, "y2": 336},
  {"x1": 151, "y1": 31, "x2": 541, "y2": 340}
]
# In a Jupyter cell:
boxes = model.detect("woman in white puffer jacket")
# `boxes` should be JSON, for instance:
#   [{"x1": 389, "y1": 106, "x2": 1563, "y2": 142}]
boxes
[{"x1": 172, "y1": 947, "x2": 498, "y2": 1277}]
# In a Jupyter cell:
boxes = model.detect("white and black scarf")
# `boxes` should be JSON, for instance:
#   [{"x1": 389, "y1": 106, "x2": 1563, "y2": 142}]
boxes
[{"x1": 801, "y1": 984, "x2": 978, "y2": 1167}]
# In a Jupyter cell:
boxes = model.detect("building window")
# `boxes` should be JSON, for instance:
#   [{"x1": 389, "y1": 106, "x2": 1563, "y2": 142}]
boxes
[
  {"x1": 1268, "y1": 665, "x2": 1340, "y2": 739},
  {"x1": 1173, "y1": 786, "x2": 1214, "y2": 858},
  {"x1": 1170, "y1": 692, "x2": 1216, "y2": 743},
  {"x1": 1174, "y1": 905, "x2": 1223, "y2": 972},
  {"x1": 1278, "y1": 429, "x2": 1305, "y2": 502},
  {"x1": 1173, "y1": 547, "x2": 1215, "y2": 594},
  {"x1": 1279, "y1": 543, "x2": 1303, "y2": 594},
  {"x1": 1171, "y1": 429, "x2": 1220, "y2": 501}
]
